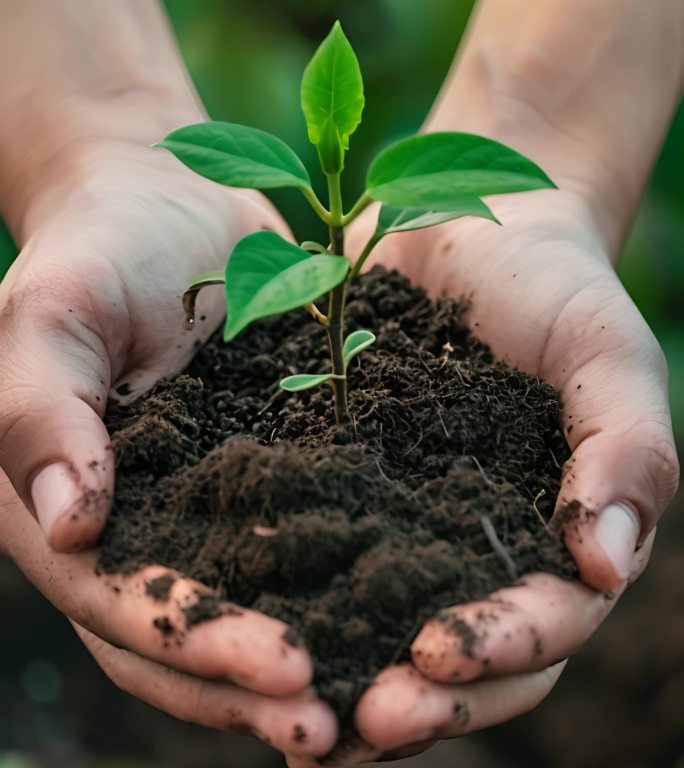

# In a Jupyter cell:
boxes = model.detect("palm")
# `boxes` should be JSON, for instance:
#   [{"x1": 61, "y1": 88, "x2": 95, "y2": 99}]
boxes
[
  {"x1": 2, "y1": 145, "x2": 286, "y2": 402},
  {"x1": 0, "y1": 145, "x2": 340, "y2": 760},
  {"x1": 331, "y1": 190, "x2": 677, "y2": 761},
  {"x1": 361, "y1": 190, "x2": 675, "y2": 544},
  {"x1": 382, "y1": 192, "x2": 643, "y2": 371}
]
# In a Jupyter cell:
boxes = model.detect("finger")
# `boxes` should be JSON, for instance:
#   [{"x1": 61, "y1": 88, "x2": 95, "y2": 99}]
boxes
[
  {"x1": 285, "y1": 745, "x2": 385, "y2": 768},
  {"x1": 287, "y1": 759, "x2": 327, "y2": 768},
  {"x1": 543, "y1": 289, "x2": 679, "y2": 591},
  {"x1": 0, "y1": 256, "x2": 118, "y2": 552},
  {"x1": 107, "y1": 280, "x2": 226, "y2": 406},
  {"x1": 374, "y1": 738, "x2": 439, "y2": 762},
  {"x1": 454, "y1": 248, "x2": 678, "y2": 593},
  {"x1": 412, "y1": 530, "x2": 656, "y2": 685},
  {"x1": 631, "y1": 526, "x2": 656, "y2": 582},
  {"x1": 97, "y1": 563, "x2": 314, "y2": 696},
  {"x1": 73, "y1": 622, "x2": 338, "y2": 758},
  {"x1": 411, "y1": 572, "x2": 612, "y2": 684},
  {"x1": 553, "y1": 420, "x2": 676, "y2": 591},
  {"x1": 313, "y1": 733, "x2": 383, "y2": 767},
  {"x1": 355, "y1": 662, "x2": 565, "y2": 751},
  {"x1": 4, "y1": 487, "x2": 313, "y2": 696}
]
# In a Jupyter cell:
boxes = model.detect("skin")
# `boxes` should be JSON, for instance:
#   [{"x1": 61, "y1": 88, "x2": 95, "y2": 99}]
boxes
[
  {"x1": 327, "y1": 1, "x2": 683, "y2": 760},
  {"x1": 0, "y1": 0, "x2": 682, "y2": 765},
  {"x1": 0, "y1": 143, "x2": 338, "y2": 755},
  {"x1": 0, "y1": 0, "x2": 336, "y2": 760}
]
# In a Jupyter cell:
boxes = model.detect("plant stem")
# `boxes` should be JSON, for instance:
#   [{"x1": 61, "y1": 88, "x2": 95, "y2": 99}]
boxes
[
  {"x1": 327, "y1": 172, "x2": 344, "y2": 227},
  {"x1": 341, "y1": 192, "x2": 372, "y2": 226},
  {"x1": 301, "y1": 186, "x2": 331, "y2": 223},
  {"x1": 327, "y1": 275, "x2": 348, "y2": 425},
  {"x1": 350, "y1": 233, "x2": 381, "y2": 278},
  {"x1": 326, "y1": 172, "x2": 349, "y2": 425}
]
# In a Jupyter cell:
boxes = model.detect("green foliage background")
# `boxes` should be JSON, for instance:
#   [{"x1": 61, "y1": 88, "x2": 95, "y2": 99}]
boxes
[{"x1": 0, "y1": 0, "x2": 682, "y2": 432}]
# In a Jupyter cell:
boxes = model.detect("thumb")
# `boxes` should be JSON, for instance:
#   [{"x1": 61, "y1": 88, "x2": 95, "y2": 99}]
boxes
[
  {"x1": 554, "y1": 420, "x2": 678, "y2": 592},
  {"x1": 0, "y1": 276, "x2": 114, "y2": 553},
  {"x1": 552, "y1": 366, "x2": 679, "y2": 593}
]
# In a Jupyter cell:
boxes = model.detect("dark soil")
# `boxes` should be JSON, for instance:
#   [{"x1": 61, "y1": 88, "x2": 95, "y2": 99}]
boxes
[{"x1": 98, "y1": 267, "x2": 576, "y2": 722}]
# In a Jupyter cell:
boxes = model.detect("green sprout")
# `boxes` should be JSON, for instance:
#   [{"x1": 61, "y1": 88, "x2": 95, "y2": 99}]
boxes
[{"x1": 156, "y1": 21, "x2": 555, "y2": 426}]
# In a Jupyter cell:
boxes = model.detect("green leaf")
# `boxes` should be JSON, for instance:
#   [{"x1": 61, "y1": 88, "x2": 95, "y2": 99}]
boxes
[
  {"x1": 280, "y1": 373, "x2": 340, "y2": 392},
  {"x1": 300, "y1": 20, "x2": 364, "y2": 172},
  {"x1": 187, "y1": 270, "x2": 225, "y2": 289},
  {"x1": 300, "y1": 241, "x2": 329, "y2": 253},
  {"x1": 366, "y1": 132, "x2": 556, "y2": 209},
  {"x1": 342, "y1": 330, "x2": 376, "y2": 369},
  {"x1": 375, "y1": 201, "x2": 500, "y2": 237},
  {"x1": 155, "y1": 122, "x2": 311, "y2": 191},
  {"x1": 223, "y1": 231, "x2": 349, "y2": 341},
  {"x1": 316, "y1": 117, "x2": 346, "y2": 174}
]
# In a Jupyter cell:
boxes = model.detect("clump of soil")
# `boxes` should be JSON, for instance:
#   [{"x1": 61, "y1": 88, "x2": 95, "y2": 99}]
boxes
[{"x1": 98, "y1": 268, "x2": 576, "y2": 721}]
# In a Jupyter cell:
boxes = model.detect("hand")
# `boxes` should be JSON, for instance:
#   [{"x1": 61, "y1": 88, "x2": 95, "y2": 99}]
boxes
[
  {"x1": 0, "y1": 468, "x2": 337, "y2": 757},
  {"x1": 0, "y1": 141, "x2": 337, "y2": 759},
  {"x1": 321, "y1": 188, "x2": 679, "y2": 763},
  {"x1": 0, "y1": 138, "x2": 284, "y2": 552},
  {"x1": 366, "y1": 189, "x2": 678, "y2": 587}
]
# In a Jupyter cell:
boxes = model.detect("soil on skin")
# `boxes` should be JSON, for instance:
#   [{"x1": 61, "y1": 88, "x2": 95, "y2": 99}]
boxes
[{"x1": 98, "y1": 267, "x2": 577, "y2": 721}]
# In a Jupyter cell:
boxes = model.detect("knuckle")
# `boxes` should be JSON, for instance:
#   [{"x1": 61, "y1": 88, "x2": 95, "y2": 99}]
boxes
[
  {"x1": 647, "y1": 438, "x2": 680, "y2": 509},
  {"x1": 649, "y1": 437, "x2": 680, "y2": 477},
  {"x1": 629, "y1": 421, "x2": 679, "y2": 483},
  {"x1": 619, "y1": 420, "x2": 679, "y2": 512}
]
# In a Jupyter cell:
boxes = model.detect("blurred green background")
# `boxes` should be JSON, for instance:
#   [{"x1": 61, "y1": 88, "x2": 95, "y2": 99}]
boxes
[{"x1": 1, "y1": 2, "x2": 682, "y2": 767}]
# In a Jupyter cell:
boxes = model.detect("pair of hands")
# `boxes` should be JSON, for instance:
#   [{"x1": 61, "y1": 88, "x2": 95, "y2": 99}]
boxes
[{"x1": 0, "y1": 140, "x2": 677, "y2": 764}]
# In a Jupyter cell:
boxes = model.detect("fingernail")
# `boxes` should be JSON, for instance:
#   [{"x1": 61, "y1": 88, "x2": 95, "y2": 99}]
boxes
[
  {"x1": 31, "y1": 462, "x2": 82, "y2": 541},
  {"x1": 594, "y1": 503, "x2": 640, "y2": 581}
]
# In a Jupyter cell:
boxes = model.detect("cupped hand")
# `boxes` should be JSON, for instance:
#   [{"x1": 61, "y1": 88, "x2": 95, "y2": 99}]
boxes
[
  {"x1": 0, "y1": 468, "x2": 337, "y2": 757},
  {"x1": 0, "y1": 140, "x2": 337, "y2": 758},
  {"x1": 322, "y1": 189, "x2": 679, "y2": 763},
  {"x1": 370, "y1": 189, "x2": 679, "y2": 588},
  {"x1": 0, "y1": 139, "x2": 289, "y2": 552}
]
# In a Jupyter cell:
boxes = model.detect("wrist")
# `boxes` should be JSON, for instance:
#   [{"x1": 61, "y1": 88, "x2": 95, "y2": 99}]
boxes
[
  {"x1": 424, "y1": 77, "x2": 623, "y2": 259},
  {"x1": 424, "y1": 0, "x2": 684, "y2": 262}
]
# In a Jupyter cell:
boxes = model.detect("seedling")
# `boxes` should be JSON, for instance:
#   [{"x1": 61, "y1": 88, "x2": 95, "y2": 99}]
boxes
[{"x1": 156, "y1": 21, "x2": 555, "y2": 425}]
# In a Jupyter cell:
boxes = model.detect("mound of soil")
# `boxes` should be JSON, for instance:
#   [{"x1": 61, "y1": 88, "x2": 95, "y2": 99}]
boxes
[{"x1": 98, "y1": 268, "x2": 576, "y2": 721}]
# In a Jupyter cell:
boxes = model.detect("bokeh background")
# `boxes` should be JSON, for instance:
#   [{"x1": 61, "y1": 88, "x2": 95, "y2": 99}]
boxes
[{"x1": 1, "y1": 2, "x2": 682, "y2": 767}]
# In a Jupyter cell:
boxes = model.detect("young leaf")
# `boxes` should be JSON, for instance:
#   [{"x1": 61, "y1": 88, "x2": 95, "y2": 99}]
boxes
[
  {"x1": 300, "y1": 241, "x2": 329, "y2": 253},
  {"x1": 182, "y1": 270, "x2": 225, "y2": 330},
  {"x1": 224, "y1": 231, "x2": 349, "y2": 341},
  {"x1": 366, "y1": 132, "x2": 556, "y2": 209},
  {"x1": 155, "y1": 122, "x2": 311, "y2": 191},
  {"x1": 375, "y1": 201, "x2": 500, "y2": 238},
  {"x1": 316, "y1": 117, "x2": 346, "y2": 174},
  {"x1": 342, "y1": 330, "x2": 376, "y2": 369},
  {"x1": 280, "y1": 373, "x2": 341, "y2": 392},
  {"x1": 300, "y1": 20, "x2": 364, "y2": 173}
]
